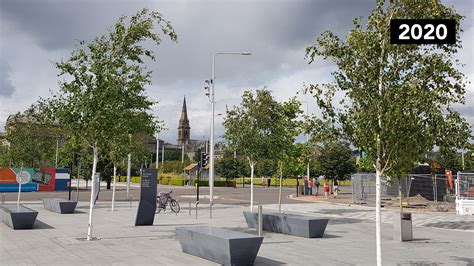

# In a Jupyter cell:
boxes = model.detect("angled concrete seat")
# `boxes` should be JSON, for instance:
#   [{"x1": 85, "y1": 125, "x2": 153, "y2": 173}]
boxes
[
  {"x1": 243, "y1": 211, "x2": 329, "y2": 238},
  {"x1": 176, "y1": 226, "x2": 263, "y2": 266},
  {"x1": 42, "y1": 198, "x2": 77, "y2": 214},
  {"x1": 0, "y1": 204, "x2": 38, "y2": 229}
]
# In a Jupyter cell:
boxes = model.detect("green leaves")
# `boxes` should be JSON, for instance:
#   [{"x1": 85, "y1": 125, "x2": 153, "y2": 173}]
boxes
[
  {"x1": 223, "y1": 89, "x2": 303, "y2": 165},
  {"x1": 305, "y1": 0, "x2": 471, "y2": 177},
  {"x1": 42, "y1": 8, "x2": 177, "y2": 165},
  {"x1": 314, "y1": 141, "x2": 356, "y2": 180}
]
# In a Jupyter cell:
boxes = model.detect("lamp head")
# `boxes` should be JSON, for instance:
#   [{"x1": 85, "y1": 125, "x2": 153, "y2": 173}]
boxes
[{"x1": 242, "y1": 52, "x2": 252, "y2": 55}]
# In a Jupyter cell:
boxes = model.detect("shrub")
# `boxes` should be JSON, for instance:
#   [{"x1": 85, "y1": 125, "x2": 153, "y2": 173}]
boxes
[
  {"x1": 160, "y1": 177, "x2": 170, "y2": 185},
  {"x1": 193, "y1": 180, "x2": 235, "y2": 187},
  {"x1": 170, "y1": 177, "x2": 185, "y2": 186}
]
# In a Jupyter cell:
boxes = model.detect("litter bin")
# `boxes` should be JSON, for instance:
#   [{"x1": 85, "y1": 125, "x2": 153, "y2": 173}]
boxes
[{"x1": 393, "y1": 212, "x2": 413, "y2": 241}]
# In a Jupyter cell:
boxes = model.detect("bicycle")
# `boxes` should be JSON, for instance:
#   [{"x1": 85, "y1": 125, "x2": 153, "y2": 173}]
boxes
[{"x1": 156, "y1": 190, "x2": 180, "y2": 213}]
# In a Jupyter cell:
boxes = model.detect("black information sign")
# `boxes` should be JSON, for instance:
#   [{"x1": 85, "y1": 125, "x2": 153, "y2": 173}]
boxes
[
  {"x1": 135, "y1": 168, "x2": 157, "y2": 226},
  {"x1": 390, "y1": 19, "x2": 456, "y2": 44}
]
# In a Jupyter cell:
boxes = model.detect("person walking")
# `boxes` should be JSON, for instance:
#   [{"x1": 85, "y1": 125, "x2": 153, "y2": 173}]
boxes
[
  {"x1": 323, "y1": 180, "x2": 330, "y2": 199},
  {"x1": 308, "y1": 177, "x2": 313, "y2": 195},
  {"x1": 261, "y1": 176, "x2": 265, "y2": 187},
  {"x1": 314, "y1": 177, "x2": 320, "y2": 196},
  {"x1": 333, "y1": 179, "x2": 339, "y2": 198},
  {"x1": 303, "y1": 176, "x2": 308, "y2": 195},
  {"x1": 267, "y1": 176, "x2": 271, "y2": 187}
]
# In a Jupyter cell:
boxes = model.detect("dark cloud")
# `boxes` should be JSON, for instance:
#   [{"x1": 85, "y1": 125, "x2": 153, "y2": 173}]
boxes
[
  {"x1": 0, "y1": 59, "x2": 14, "y2": 97},
  {"x1": 0, "y1": 0, "x2": 472, "y2": 141},
  {"x1": 0, "y1": 0, "x2": 374, "y2": 86}
]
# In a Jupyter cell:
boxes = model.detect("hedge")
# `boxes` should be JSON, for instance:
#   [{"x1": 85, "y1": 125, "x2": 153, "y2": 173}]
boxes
[
  {"x1": 193, "y1": 180, "x2": 236, "y2": 187},
  {"x1": 160, "y1": 176, "x2": 170, "y2": 185},
  {"x1": 118, "y1": 176, "x2": 141, "y2": 183},
  {"x1": 235, "y1": 178, "x2": 351, "y2": 187},
  {"x1": 170, "y1": 177, "x2": 185, "y2": 186}
]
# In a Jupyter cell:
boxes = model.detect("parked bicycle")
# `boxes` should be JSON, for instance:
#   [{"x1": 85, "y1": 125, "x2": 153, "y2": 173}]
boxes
[{"x1": 156, "y1": 190, "x2": 180, "y2": 213}]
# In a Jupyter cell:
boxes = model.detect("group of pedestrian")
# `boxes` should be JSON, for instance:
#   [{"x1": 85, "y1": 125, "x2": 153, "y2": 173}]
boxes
[
  {"x1": 303, "y1": 175, "x2": 340, "y2": 198},
  {"x1": 261, "y1": 176, "x2": 272, "y2": 187}
]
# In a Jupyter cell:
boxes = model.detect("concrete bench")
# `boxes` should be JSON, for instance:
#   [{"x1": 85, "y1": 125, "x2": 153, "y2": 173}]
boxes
[
  {"x1": 176, "y1": 226, "x2": 263, "y2": 265},
  {"x1": 0, "y1": 204, "x2": 38, "y2": 229},
  {"x1": 243, "y1": 211, "x2": 328, "y2": 238},
  {"x1": 42, "y1": 198, "x2": 77, "y2": 214}
]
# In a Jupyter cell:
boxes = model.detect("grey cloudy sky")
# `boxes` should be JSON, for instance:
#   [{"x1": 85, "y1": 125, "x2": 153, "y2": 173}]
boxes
[{"x1": 0, "y1": 0, "x2": 473, "y2": 144}]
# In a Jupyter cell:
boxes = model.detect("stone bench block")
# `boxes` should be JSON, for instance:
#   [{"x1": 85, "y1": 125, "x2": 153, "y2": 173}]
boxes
[
  {"x1": 0, "y1": 204, "x2": 38, "y2": 229},
  {"x1": 243, "y1": 211, "x2": 328, "y2": 238},
  {"x1": 176, "y1": 226, "x2": 263, "y2": 266},
  {"x1": 42, "y1": 198, "x2": 77, "y2": 214}
]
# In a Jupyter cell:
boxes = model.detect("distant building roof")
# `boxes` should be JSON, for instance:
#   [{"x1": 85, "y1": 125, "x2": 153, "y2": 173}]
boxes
[{"x1": 183, "y1": 163, "x2": 198, "y2": 171}]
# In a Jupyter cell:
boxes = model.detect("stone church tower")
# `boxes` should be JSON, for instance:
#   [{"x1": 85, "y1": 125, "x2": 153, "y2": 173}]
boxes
[{"x1": 177, "y1": 97, "x2": 190, "y2": 145}]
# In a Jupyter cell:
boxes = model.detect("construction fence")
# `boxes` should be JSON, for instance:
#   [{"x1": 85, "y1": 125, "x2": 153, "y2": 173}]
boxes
[{"x1": 352, "y1": 172, "x2": 474, "y2": 208}]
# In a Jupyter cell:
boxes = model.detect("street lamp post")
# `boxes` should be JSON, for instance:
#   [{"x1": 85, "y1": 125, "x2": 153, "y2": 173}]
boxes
[
  {"x1": 208, "y1": 52, "x2": 251, "y2": 218},
  {"x1": 156, "y1": 131, "x2": 159, "y2": 170},
  {"x1": 303, "y1": 102, "x2": 310, "y2": 182}
]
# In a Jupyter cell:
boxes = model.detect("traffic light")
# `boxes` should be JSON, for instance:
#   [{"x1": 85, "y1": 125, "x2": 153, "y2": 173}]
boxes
[{"x1": 200, "y1": 152, "x2": 209, "y2": 167}]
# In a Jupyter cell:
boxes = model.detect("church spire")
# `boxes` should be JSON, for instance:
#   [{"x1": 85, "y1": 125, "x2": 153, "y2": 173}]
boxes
[
  {"x1": 180, "y1": 97, "x2": 189, "y2": 123},
  {"x1": 178, "y1": 96, "x2": 190, "y2": 145}
]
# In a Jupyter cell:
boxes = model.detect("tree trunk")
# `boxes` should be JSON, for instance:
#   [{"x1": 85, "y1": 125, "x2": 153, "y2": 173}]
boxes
[
  {"x1": 278, "y1": 161, "x2": 283, "y2": 213},
  {"x1": 106, "y1": 179, "x2": 111, "y2": 190},
  {"x1": 111, "y1": 164, "x2": 117, "y2": 212},
  {"x1": 126, "y1": 153, "x2": 131, "y2": 200},
  {"x1": 398, "y1": 177, "x2": 403, "y2": 213},
  {"x1": 87, "y1": 145, "x2": 98, "y2": 241},
  {"x1": 375, "y1": 168, "x2": 382, "y2": 266},
  {"x1": 250, "y1": 161, "x2": 255, "y2": 212}
]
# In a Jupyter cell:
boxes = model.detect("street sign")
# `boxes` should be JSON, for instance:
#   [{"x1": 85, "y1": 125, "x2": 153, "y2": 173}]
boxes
[
  {"x1": 16, "y1": 170, "x2": 31, "y2": 185},
  {"x1": 135, "y1": 168, "x2": 157, "y2": 226}
]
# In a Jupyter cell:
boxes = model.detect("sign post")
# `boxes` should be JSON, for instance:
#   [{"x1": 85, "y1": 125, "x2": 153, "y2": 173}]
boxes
[
  {"x1": 16, "y1": 166, "x2": 31, "y2": 206},
  {"x1": 135, "y1": 168, "x2": 157, "y2": 226}
]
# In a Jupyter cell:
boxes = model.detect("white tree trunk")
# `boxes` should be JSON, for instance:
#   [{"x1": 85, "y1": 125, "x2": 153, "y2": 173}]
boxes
[
  {"x1": 87, "y1": 145, "x2": 98, "y2": 241},
  {"x1": 126, "y1": 153, "x2": 131, "y2": 200},
  {"x1": 111, "y1": 164, "x2": 117, "y2": 212},
  {"x1": 250, "y1": 161, "x2": 254, "y2": 212},
  {"x1": 375, "y1": 168, "x2": 382, "y2": 266},
  {"x1": 278, "y1": 162, "x2": 283, "y2": 213}
]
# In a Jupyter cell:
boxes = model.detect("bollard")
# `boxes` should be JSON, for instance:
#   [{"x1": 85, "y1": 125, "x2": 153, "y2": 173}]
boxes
[
  {"x1": 1, "y1": 193, "x2": 5, "y2": 205},
  {"x1": 129, "y1": 195, "x2": 133, "y2": 208},
  {"x1": 258, "y1": 205, "x2": 263, "y2": 236},
  {"x1": 195, "y1": 202, "x2": 199, "y2": 220},
  {"x1": 189, "y1": 202, "x2": 192, "y2": 216}
]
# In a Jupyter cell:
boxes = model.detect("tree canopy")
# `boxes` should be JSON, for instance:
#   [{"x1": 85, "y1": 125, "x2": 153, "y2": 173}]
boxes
[
  {"x1": 305, "y1": 0, "x2": 471, "y2": 177},
  {"x1": 224, "y1": 89, "x2": 302, "y2": 166},
  {"x1": 314, "y1": 141, "x2": 356, "y2": 180}
]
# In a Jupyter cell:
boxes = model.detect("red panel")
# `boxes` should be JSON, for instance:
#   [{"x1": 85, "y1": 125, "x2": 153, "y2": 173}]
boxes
[
  {"x1": 0, "y1": 168, "x2": 16, "y2": 184},
  {"x1": 38, "y1": 168, "x2": 56, "y2": 191}
]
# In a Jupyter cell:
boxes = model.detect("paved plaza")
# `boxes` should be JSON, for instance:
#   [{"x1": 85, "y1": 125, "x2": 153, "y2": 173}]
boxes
[{"x1": 1, "y1": 196, "x2": 473, "y2": 265}]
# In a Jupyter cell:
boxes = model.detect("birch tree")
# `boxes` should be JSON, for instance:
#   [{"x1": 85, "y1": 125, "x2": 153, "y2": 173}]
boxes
[
  {"x1": 305, "y1": 1, "x2": 470, "y2": 264},
  {"x1": 44, "y1": 8, "x2": 176, "y2": 240},
  {"x1": 223, "y1": 89, "x2": 301, "y2": 211}
]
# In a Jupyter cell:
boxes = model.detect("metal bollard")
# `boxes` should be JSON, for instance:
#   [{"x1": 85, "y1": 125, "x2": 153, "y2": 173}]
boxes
[
  {"x1": 1, "y1": 193, "x2": 5, "y2": 205},
  {"x1": 189, "y1": 202, "x2": 192, "y2": 216},
  {"x1": 258, "y1": 205, "x2": 263, "y2": 236},
  {"x1": 129, "y1": 195, "x2": 133, "y2": 208},
  {"x1": 210, "y1": 203, "x2": 212, "y2": 219},
  {"x1": 195, "y1": 202, "x2": 199, "y2": 220}
]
